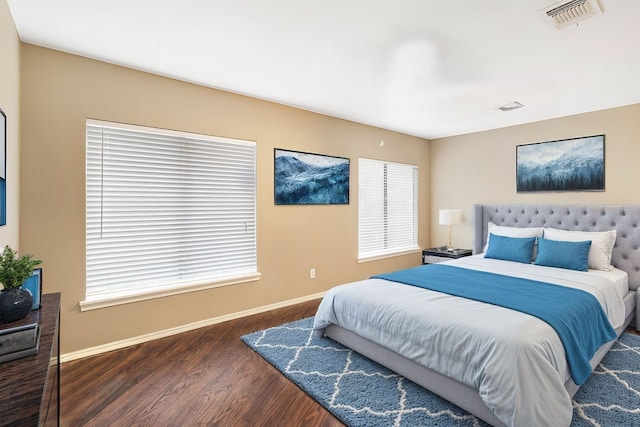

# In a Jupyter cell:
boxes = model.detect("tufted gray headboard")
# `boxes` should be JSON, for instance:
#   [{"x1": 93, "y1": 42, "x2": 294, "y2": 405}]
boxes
[{"x1": 473, "y1": 204, "x2": 640, "y2": 291}]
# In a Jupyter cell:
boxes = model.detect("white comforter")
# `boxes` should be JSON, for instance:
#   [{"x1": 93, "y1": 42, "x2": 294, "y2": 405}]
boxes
[{"x1": 313, "y1": 255, "x2": 627, "y2": 427}]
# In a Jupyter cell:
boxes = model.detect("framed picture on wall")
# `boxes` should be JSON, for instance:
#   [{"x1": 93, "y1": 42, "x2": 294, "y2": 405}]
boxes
[
  {"x1": 0, "y1": 108, "x2": 6, "y2": 225},
  {"x1": 516, "y1": 134, "x2": 605, "y2": 192},
  {"x1": 21, "y1": 268, "x2": 43, "y2": 310},
  {"x1": 274, "y1": 148, "x2": 350, "y2": 205}
]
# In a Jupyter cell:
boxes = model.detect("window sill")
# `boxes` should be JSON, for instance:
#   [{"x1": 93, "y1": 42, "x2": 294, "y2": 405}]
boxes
[
  {"x1": 358, "y1": 247, "x2": 421, "y2": 263},
  {"x1": 79, "y1": 272, "x2": 261, "y2": 311}
]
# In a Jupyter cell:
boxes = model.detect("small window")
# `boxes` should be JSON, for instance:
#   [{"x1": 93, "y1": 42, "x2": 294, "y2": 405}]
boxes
[
  {"x1": 84, "y1": 120, "x2": 257, "y2": 308},
  {"x1": 358, "y1": 158, "x2": 419, "y2": 260}
]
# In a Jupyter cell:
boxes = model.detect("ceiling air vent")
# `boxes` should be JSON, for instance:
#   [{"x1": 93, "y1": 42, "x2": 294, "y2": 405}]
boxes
[{"x1": 539, "y1": 0, "x2": 603, "y2": 29}]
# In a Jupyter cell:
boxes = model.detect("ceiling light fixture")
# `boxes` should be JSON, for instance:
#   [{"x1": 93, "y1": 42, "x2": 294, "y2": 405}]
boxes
[{"x1": 498, "y1": 101, "x2": 525, "y2": 112}]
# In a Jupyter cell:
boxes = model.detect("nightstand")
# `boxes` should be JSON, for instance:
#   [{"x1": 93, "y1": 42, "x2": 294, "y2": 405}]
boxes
[{"x1": 422, "y1": 247, "x2": 472, "y2": 265}]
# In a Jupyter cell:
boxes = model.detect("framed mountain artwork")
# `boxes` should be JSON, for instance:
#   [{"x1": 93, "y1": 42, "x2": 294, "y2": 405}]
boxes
[
  {"x1": 274, "y1": 148, "x2": 349, "y2": 205},
  {"x1": 516, "y1": 134, "x2": 604, "y2": 192},
  {"x1": 0, "y1": 108, "x2": 6, "y2": 225}
]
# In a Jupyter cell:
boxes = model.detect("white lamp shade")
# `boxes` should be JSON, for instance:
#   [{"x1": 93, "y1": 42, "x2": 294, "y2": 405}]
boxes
[{"x1": 439, "y1": 209, "x2": 462, "y2": 225}]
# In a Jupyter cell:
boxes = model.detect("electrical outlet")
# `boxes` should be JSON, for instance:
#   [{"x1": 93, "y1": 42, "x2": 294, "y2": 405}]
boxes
[{"x1": 310, "y1": 268, "x2": 316, "y2": 279}]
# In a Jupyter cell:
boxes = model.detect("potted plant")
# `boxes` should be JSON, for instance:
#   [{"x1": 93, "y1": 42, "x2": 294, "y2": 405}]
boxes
[{"x1": 0, "y1": 246, "x2": 42, "y2": 323}]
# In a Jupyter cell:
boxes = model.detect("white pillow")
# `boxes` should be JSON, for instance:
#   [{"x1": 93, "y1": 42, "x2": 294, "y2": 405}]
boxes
[
  {"x1": 483, "y1": 222, "x2": 544, "y2": 253},
  {"x1": 542, "y1": 227, "x2": 617, "y2": 271}
]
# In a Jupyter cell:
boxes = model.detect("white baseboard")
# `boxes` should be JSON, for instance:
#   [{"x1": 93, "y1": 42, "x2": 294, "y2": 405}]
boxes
[{"x1": 60, "y1": 291, "x2": 326, "y2": 363}]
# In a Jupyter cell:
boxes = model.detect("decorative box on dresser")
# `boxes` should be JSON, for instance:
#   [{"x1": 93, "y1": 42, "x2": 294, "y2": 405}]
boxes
[
  {"x1": 422, "y1": 248, "x2": 473, "y2": 265},
  {"x1": 0, "y1": 293, "x2": 61, "y2": 426}
]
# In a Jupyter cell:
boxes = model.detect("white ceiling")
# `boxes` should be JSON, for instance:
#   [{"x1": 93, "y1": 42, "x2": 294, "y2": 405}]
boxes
[{"x1": 6, "y1": 0, "x2": 640, "y2": 139}]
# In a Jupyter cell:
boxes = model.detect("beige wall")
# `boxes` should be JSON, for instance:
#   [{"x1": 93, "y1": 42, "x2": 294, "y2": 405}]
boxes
[
  {"x1": 430, "y1": 103, "x2": 640, "y2": 250},
  {"x1": 19, "y1": 44, "x2": 430, "y2": 355},
  {"x1": 0, "y1": 0, "x2": 20, "y2": 248}
]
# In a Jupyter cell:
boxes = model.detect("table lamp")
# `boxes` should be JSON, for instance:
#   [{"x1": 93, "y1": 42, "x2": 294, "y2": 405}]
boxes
[{"x1": 439, "y1": 209, "x2": 462, "y2": 251}]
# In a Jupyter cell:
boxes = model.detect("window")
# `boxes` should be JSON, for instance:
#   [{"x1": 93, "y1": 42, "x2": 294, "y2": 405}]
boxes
[
  {"x1": 83, "y1": 120, "x2": 258, "y2": 309},
  {"x1": 358, "y1": 158, "x2": 418, "y2": 260}
]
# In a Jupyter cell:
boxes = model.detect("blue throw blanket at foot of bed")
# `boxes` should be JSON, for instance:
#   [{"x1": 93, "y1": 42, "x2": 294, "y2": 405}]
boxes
[{"x1": 372, "y1": 263, "x2": 617, "y2": 385}]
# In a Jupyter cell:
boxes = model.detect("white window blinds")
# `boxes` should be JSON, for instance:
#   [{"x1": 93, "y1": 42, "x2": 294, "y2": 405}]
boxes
[
  {"x1": 85, "y1": 120, "x2": 257, "y2": 302},
  {"x1": 358, "y1": 158, "x2": 418, "y2": 260}
]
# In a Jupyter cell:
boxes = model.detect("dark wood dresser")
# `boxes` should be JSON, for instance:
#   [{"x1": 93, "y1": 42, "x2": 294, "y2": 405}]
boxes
[{"x1": 0, "y1": 293, "x2": 60, "y2": 426}]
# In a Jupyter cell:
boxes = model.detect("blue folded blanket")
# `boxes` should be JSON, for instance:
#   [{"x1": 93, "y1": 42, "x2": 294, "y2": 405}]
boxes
[{"x1": 372, "y1": 263, "x2": 617, "y2": 385}]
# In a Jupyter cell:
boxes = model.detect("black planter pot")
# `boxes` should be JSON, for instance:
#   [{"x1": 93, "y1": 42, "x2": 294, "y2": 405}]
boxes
[{"x1": 0, "y1": 288, "x2": 33, "y2": 323}]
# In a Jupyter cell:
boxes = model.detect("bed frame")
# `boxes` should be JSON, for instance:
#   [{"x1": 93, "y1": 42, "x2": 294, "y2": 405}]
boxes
[{"x1": 324, "y1": 204, "x2": 639, "y2": 427}]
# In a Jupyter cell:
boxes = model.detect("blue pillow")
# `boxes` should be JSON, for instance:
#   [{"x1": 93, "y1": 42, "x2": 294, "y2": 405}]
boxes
[
  {"x1": 484, "y1": 233, "x2": 536, "y2": 264},
  {"x1": 534, "y1": 237, "x2": 591, "y2": 272}
]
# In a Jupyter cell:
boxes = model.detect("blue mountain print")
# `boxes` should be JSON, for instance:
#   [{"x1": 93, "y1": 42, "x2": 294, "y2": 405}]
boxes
[
  {"x1": 275, "y1": 151, "x2": 349, "y2": 205},
  {"x1": 517, "y1": 136, "x2": 604, "y2": 192}
]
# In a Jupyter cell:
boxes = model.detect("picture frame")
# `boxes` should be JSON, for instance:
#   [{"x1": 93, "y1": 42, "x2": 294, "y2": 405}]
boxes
[
  {"x1": 274, "y1": 148, "x2": 350, "y2": 205},
  {"x1": 21, "y1": 268, "x2": 42, "y2": 310},
  {"x1": 0, "y1": 108, "x2": 6, "y2": 225},
  {"x1": 516, "y1": 134, "x2": 605, "y2": 192}
]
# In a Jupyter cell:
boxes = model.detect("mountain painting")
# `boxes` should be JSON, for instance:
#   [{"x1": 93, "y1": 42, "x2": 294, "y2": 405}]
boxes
[
  {"x1": 274, "y1": 149, "x2": 349, "y2": 205},
  {"x1": 516, "y1": 135, "x2": 604, "y2": 192},
  {"x1": 0, "y1": 108, "x2": 5, "y2": 225}
]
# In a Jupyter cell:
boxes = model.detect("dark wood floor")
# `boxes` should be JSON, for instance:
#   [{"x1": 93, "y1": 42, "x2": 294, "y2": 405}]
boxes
[
  {"x1": 60, "y1": 299, "x2": 343, "y2": 427},
  {"x1": 60, "y1": 299, "x2": 639, "y2": 426}
]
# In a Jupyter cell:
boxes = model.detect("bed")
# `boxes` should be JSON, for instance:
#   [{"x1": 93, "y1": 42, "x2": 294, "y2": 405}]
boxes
[{"x1": 313, "y1": 204, "x2": 639, "y2": 427}]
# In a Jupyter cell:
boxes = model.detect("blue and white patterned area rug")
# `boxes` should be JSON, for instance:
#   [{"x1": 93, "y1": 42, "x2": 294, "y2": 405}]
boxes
[{"x1": 241, "y1": 317, "x2": 640, "y2": 427}]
